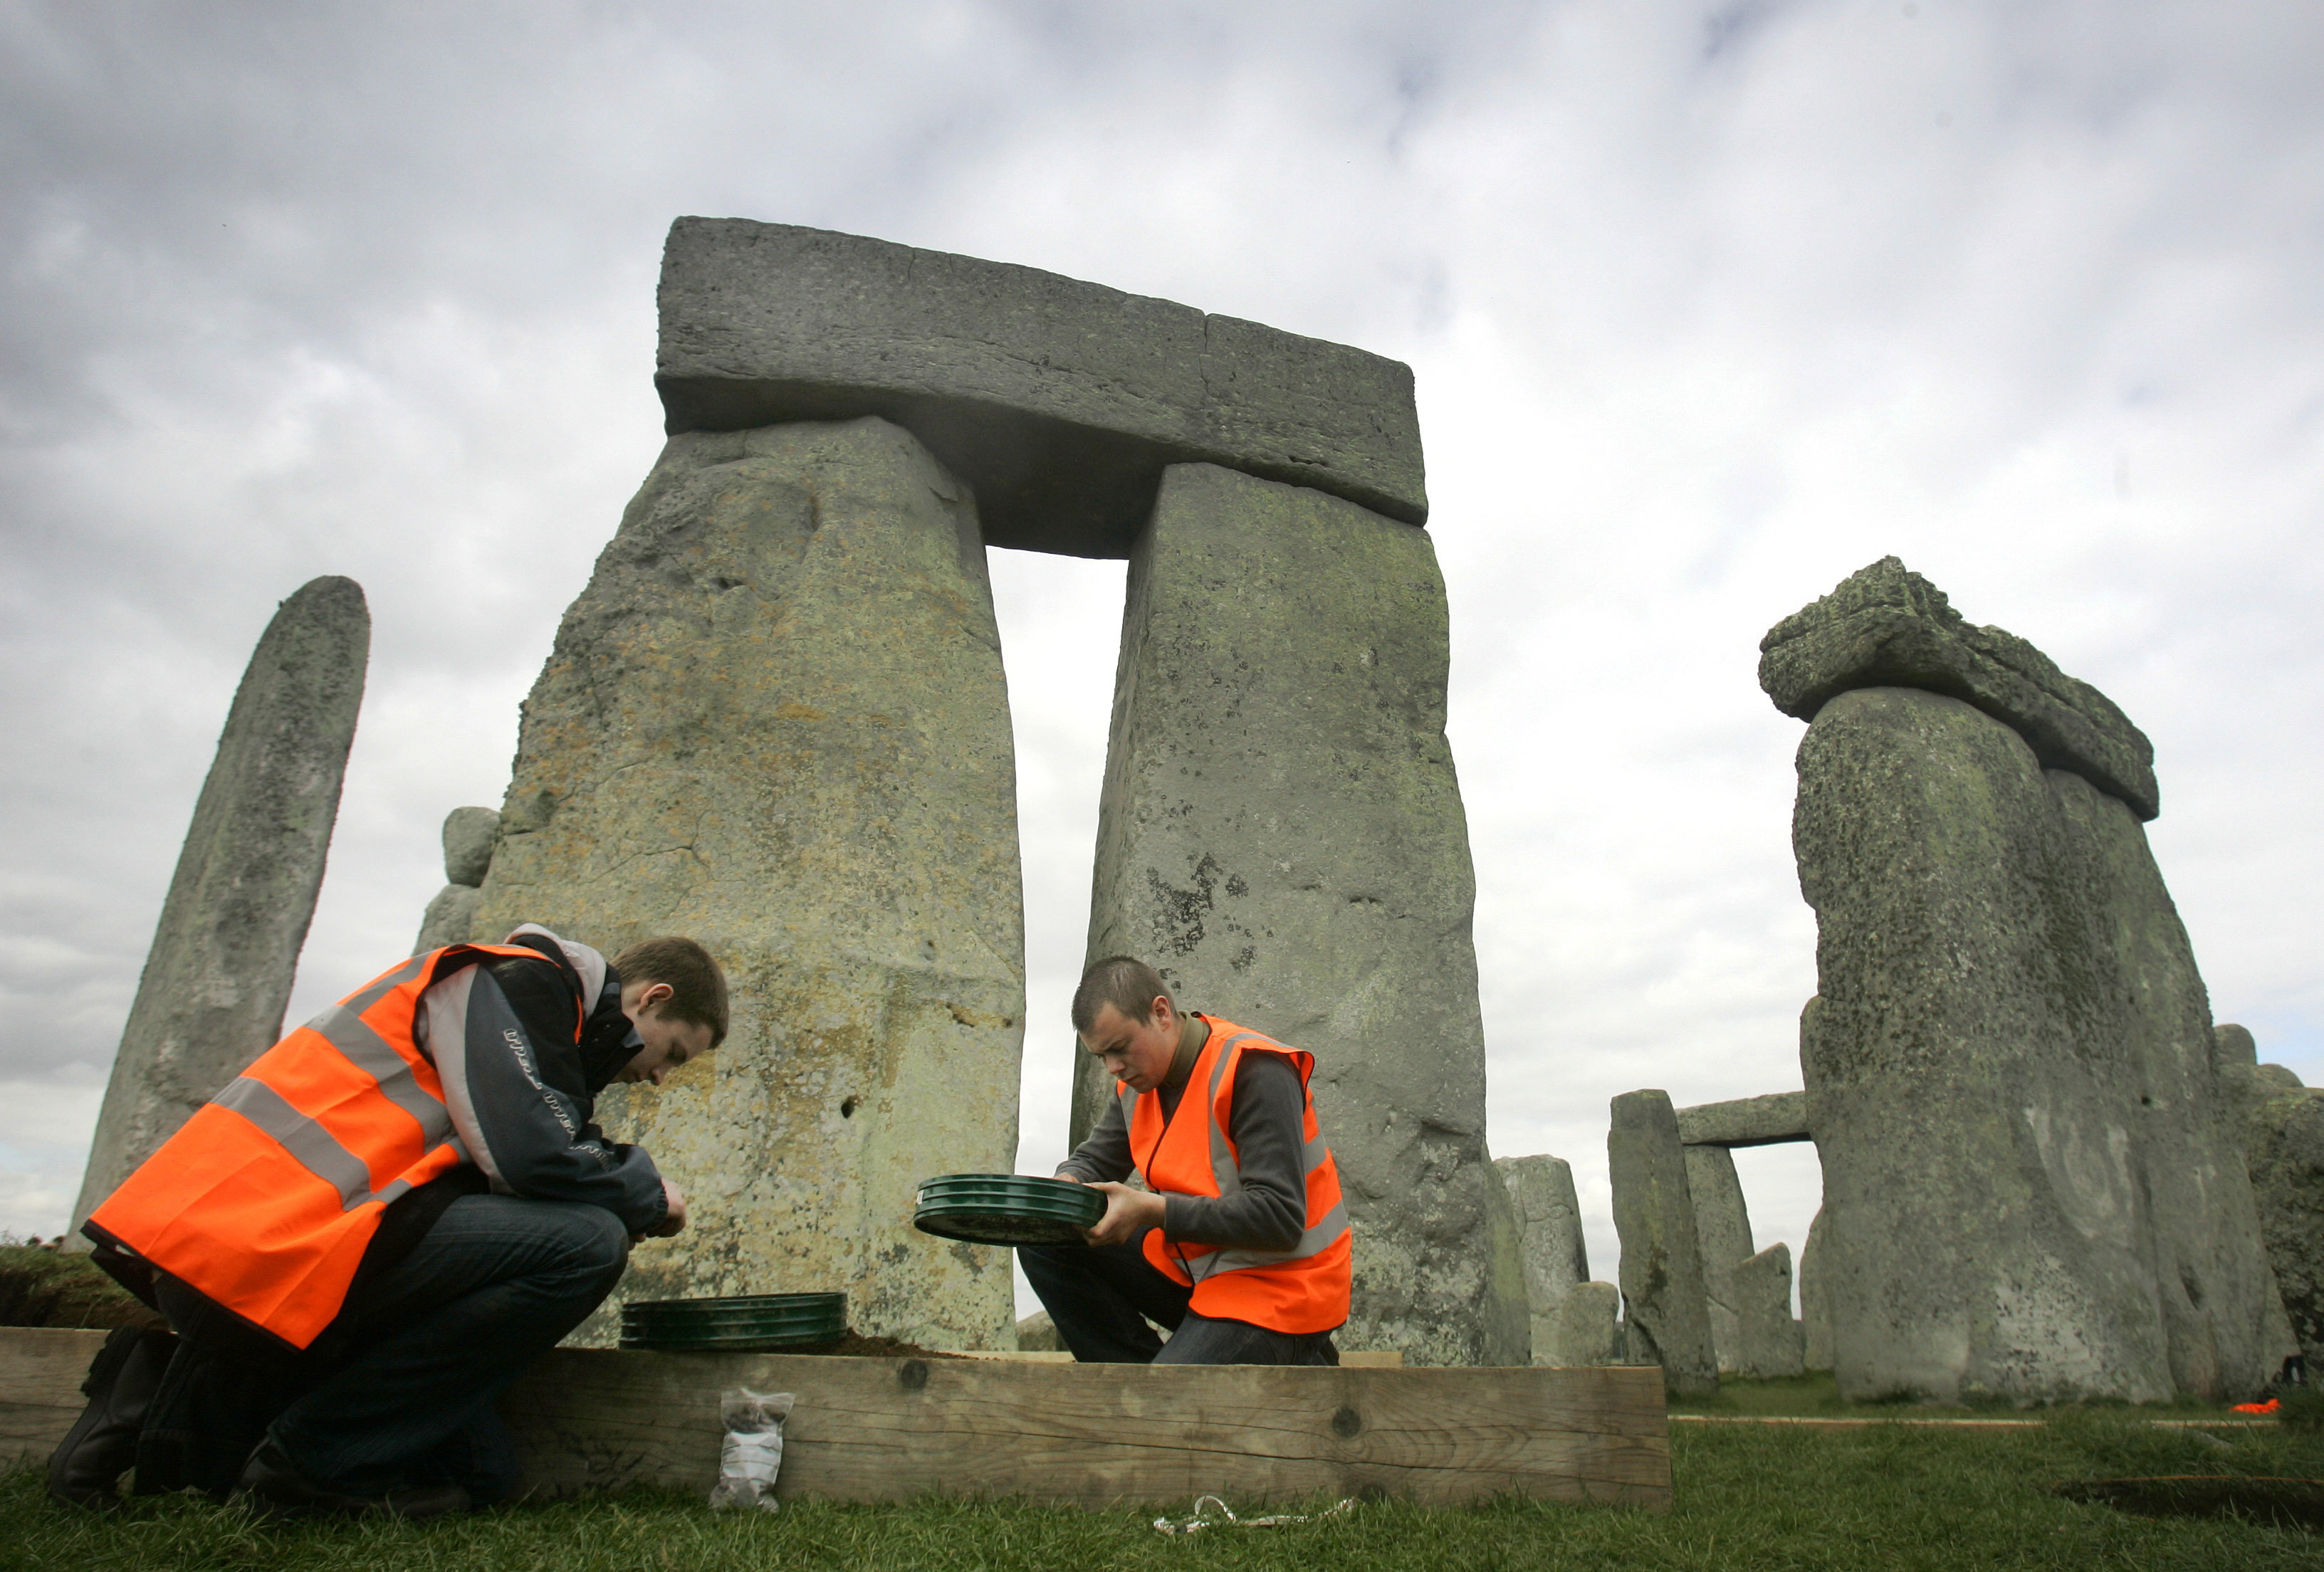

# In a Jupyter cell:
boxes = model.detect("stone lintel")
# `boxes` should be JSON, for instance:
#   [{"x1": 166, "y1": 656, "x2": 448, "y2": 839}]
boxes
[
  {"x1": 656, "y1": 218, "x2": 1426, "y2": 558},
  {"x1": 1758, "y1": 557, "x2": 2159, "y2": 819},
  {"x1": 1675, "y1": 1091, "x2": 1810, "y2": 1148}
]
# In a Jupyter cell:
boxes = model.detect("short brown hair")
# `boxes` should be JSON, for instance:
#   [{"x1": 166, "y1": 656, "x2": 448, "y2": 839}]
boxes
[
  {"x1": 612, "y1": 937, "x2": 730, "y2": 1048},
  {"x1": 1071, "y1": 955, "x2": 1171, "y2": 1035}
]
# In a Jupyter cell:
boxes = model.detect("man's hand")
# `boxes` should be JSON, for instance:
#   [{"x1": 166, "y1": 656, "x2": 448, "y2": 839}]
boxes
[
  {"x1": 639, "y1": 1177, "x2": 688, "y2": 1240},
  {"x1": 1082, "y1": 1180, "x2": 1166, "y2": 1247}
]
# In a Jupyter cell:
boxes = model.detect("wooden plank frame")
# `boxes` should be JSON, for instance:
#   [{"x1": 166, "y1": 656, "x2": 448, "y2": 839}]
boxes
[
  {"x1": 2, "y1": 1329, "x2": 1671, "y2": 1512},
  {"x1": 497, "y1": 1348, "x2": 1670, "y2": 1509}
]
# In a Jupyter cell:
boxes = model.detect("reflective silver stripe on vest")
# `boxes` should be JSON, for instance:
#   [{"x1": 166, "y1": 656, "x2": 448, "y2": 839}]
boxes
[
  {"x1": 341, "y1": 953, "x2": 431, "y2": 1016},
  {"x1": 1197, "y1": 1199, "x2": 1352, "y2": 1280},
  {"x1": 303, "y1": 1004, "x2": 452, "y2": 1145},
  {"x1": 210, "y1": 1077, "x2": 454, "y2": 1214}
]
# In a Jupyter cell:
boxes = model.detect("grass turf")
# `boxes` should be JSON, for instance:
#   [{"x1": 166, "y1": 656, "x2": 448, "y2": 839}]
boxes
[
  {"x1": 1665, "y1": 1370, "x2": 2267, "y2": 1422},
  {"x1": 0, "y1": 1245, "x2": 160, "y2": 1333},
  {"x1": 7, "y1": 1410, "x2": 2318, "y2": 1571}
]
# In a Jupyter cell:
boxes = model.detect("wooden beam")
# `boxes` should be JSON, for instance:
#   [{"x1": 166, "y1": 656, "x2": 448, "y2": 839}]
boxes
[
  {"x1": 0, "y1": 1329, "x2": 1671, "y2": 1512},
  {"x1": 497, "y1": 1348, "x2": 1669, "y2": 1509},
  {"x1": 1, "y1": 1326, "x2": 105, "y2": 1464}
]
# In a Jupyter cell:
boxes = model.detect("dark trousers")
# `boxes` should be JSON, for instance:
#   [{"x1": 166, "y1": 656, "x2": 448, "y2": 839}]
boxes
[
  {"x1": 1018, "y1": 1234, "x2": 1339, "y2": 1366},
  {"x1": 152, "y1": 1194, "x2": 628, "y2": 1501},
  {"x1": 268, "y1": 1193, "x2": 630, "y2": 1497}
]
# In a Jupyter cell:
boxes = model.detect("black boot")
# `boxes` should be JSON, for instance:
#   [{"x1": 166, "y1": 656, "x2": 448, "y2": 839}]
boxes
[
  {"x1": 47, "y1": 1324, "x2": 178, "y2": 1507},
  {"x1": 236, "y1": 1440, "x2": 472, "y2": 1522}
]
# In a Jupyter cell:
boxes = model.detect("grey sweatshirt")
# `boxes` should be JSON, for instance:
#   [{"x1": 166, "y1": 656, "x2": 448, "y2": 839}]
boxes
[{"x1": 1057, "y1": 1019, "x2": 1310, "y2": 1253}]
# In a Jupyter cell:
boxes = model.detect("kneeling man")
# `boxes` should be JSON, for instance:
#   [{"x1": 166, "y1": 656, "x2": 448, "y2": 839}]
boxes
[
  {"x1": 1021, "y1": 956, "x2": 1350, "y2": 1364},
  {"x1": 56, "y1": 925, "x2": 726, "y2": 1516}
]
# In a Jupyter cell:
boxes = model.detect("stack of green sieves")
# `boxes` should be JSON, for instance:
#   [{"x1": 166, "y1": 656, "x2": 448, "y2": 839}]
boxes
[
  {"x1": 913, "y1": 1173, "x2": 1105, "y2": 1247},
  {"x1": 618, "y1": 1291, "x2": 847, "y2": 1351}
]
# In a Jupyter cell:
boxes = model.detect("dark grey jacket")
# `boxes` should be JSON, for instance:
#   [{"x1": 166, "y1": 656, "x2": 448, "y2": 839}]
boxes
[{"x1": 415, "y1": 929, "x2": 669, "y2": 1236}]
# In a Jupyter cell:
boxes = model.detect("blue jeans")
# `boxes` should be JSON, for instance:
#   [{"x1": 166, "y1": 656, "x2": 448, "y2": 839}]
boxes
[
  {"x1": 1019, "y1": 1235, "x2": 1339, "y2": 1366},
  {"x1": 266, "y1": 1194, "x2": 629, "y2": 1499}
]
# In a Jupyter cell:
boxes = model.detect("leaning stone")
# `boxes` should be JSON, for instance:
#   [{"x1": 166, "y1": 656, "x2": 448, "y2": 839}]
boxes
[
  {"x1": 1608, "y1": 1089, "x2": 1718, "y2": 1395},
  {"x1": 1759, "y1": 557, "x2": 2159, "y2": 819},
  {"x1": 1800, "y1": 1205, "x2": 1833, "y2": 1371},
  {"x1": 1731, "y1": 1243, "x2": 1806, "y2": 1378},
  {"x1": 1685, "y1": 1146, "x2": 1755, "y2": 1373},
  {"x1": 1675, "y1": 1091, "x2": 1809, "y2": 1148},
  {"x1": 412, "y1": 885, "x2": 481, "y2": 954},
  {"x1": 2243, "y1": 1088, "x2": 2324, "y2": 1371},
  {"x1": 441, "y1": 807, "x2": 500, "y2": 887},
  {"x1": 1793, "y1": 684, "x2": 2275, "y2": 1402},
  {"x1": 72, "y1": 578, "x2": 370, "y2": 1231},
  {"x1": 1076, "y1": 461, "x2": 1523, "y2": 1366},
  {"x1": 656, "y1": 219, "x2": 1425, "y2": 557},
  {"x1": 1497, "y1": 1155, "x2": 1591, "y2": 1365},
  {"x1": 1554, "y1": 1282, "x2": 1623, "y2": 1368},
  {"x1": 1015, "y1": 1310, "x2": 1063, "y2": 1353},
  {"x1": 473, "y1": 417, "x2": 1024, "y2": 1352}
]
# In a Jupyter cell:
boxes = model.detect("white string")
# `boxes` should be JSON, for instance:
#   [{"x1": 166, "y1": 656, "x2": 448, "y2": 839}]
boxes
[{"x1": 1152, "y1": 1495, "x2": 1357, "y2": 1535}]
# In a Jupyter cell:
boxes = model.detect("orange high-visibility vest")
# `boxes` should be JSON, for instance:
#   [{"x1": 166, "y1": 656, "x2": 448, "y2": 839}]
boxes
[
  {"x1": 87, "y1": 943, "x2": 573, "y2": 1350},
  {"x1": 1123, "y1": 1016, "x2": 1352, "y2": 1334}
]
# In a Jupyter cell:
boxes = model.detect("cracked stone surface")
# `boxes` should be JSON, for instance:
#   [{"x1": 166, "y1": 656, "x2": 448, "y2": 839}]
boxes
[
  {"x1": 473, "y1": 416, "x2": 1023, "y2": 1351},
  {"x1": 74, "y1": 577, "x2": 370, "y2": 1230},
  {"x1": 1072, "y1": 461, "x2": 1525, "y2": 1366}
]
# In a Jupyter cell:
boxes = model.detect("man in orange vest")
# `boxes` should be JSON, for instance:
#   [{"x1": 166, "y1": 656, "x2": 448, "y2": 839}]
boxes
[
  {"x1": 53, "y1": 925, "x2": 726, "y2": 1519},
  {"x1": 1020, "y1": 955, "x2": 1351, "y2": 1364}
]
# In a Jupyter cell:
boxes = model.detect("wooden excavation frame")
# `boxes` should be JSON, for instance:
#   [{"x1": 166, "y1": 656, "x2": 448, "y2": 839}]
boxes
[{"x1": 4, "y1": 1328, "x2": 1670, "y2": 1511}]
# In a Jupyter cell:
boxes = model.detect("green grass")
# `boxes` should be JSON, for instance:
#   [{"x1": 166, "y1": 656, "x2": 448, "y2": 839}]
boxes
[
  {"x1": 1666, "y1": 1370, "x2": 2264, "y2": 1422},
  {"x1": 0, "y1": 1245, "x2": 159, "y2": 1332},
  {"x1": 8, "y1": 1411, "x2": 2318, "y2": 1571}
]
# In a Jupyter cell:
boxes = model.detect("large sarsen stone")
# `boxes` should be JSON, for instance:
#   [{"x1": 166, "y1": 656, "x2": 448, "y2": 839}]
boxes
[
  {"x1": 473, "y1": 417, "x2": 1024, "y2": 1351},
  {"x1": 656, "y1": 219, "x2": 1425, "y2": 557},
  {"x1": 1792, "y1": 685, "x2": 2273, "y2": 1402},
  {"x1": 1075, "y1": 461, "x2": 1524, "y2": 1366},
  {"x1": 73, "y1": 577, "x2": 369, "y2": 1230}
]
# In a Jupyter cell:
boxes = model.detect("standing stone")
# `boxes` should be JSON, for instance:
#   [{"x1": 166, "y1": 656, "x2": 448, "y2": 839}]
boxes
[
  {"x1": 1014, "y1": 1311, "x2": 1064, "y2": 1353},
  {"x1": 1554, "y1": 1282, "x2": 1623, "y2": 1367},
  {"x1": 1799, "y1": 1204, "x2": 1834, "y2": 1371},
  {"x1": 471, "y1": 417, "x2": 1024, "y2": 1351},
  {"x1": 412, "y1": 806, "x2": 501, "y2": 953},
  {"x1": 1685, "y1": 1145, "x2": 1755, "y2": 1373},
  {"x1": 1497, "y1": 1155, "x2": 1591, "y2": 1365},
  {"x1": 1789, "y1": 679, "x2": 2275, "y2": 1402},
  {"x1": 72, "y1": 577, "x2": 370, "y2": 1230},
  {"x1": 1076, "y1": 461, "x2": 1525, "y2": 1366},
  {"x1": 1731, "y1": 1243, "x2": 1806, "y2": 1378},
  {"x1": 2214, "y1": 1023, "x2": 2306, "y2": 1135},
  {"x1": 1608, "y1": 1090, "x2": 1718, "y2": 1395},
  {"x1": 2239, "y1": 1084, "x2": 2324, "y2": 1371}
]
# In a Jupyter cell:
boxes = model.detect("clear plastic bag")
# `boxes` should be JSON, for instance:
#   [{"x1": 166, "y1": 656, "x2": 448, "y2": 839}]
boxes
[{"x1": 706, "y1": 1388, "x2": 794, "y2": 1511}]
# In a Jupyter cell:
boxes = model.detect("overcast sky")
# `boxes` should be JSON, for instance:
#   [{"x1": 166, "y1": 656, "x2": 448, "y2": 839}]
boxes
[{"x1": 4, "y1": 2, "x2": 2318, "y2": 1319}]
